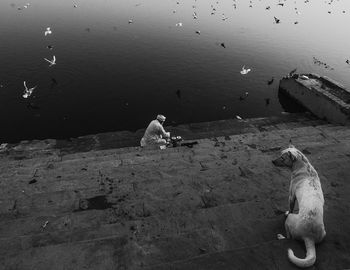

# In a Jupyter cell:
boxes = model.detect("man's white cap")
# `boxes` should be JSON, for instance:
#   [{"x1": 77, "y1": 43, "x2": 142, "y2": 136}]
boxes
[{"x1": 157, "y1": 114, "x2": 166, "y2": 122}]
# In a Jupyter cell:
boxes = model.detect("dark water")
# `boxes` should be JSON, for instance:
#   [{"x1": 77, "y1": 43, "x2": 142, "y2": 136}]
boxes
[{"x1": 0, "y1": 0, "x2": 349, "y2": 143}]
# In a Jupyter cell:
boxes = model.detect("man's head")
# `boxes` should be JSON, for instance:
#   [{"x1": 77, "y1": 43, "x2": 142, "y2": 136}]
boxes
[{"x1": 157, "y1": 114, "x2": 166, "y2": 124}]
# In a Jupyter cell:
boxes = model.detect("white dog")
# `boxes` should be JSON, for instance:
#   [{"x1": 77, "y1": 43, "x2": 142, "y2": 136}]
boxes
[{"x1": 272, "y1": 144, "x2": 326, "y2": 268}]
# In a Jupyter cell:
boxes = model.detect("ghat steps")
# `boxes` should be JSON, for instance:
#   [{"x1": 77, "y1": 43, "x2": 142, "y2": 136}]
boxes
[{"x1": 0, "y1": 113, "x2": 349, "y2": 270}]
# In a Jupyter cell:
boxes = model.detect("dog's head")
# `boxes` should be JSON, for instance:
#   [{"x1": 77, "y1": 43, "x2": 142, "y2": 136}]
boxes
[{"x1": 272, "y1": 144, "x2": 301, "y2": 168}]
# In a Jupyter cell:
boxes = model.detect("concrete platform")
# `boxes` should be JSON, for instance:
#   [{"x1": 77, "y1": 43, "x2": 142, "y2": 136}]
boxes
[
  {"x1": 279, "y1": 73, "x2": 350, "y2": 125},
  {"x1": 0, "y1": 113, "x2": 350, "y2": 269}
]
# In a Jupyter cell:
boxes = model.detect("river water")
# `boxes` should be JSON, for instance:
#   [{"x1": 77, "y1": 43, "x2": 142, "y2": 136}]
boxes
[{"x1": 0, "y1": 0, "x2": 349, "y2": 142}]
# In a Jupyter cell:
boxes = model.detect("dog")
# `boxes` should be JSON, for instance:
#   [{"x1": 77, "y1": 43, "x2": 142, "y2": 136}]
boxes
[{"x1": 272, "y1": 144, "x2": 326, "y2": 268}]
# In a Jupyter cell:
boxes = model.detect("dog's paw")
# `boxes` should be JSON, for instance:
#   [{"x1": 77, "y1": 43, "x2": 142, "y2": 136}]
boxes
[
  {"x1": 285, "y1": 211, "x2": 290, "y2": 216},
  {"x1": 277, "y1": 234, "x2": 286, "y2": 240}
]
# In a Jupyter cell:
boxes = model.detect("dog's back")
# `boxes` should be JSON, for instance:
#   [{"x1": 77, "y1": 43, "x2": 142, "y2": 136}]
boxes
[{"x1": 294, "y1": 171, "x2": 326, "y2": 244}]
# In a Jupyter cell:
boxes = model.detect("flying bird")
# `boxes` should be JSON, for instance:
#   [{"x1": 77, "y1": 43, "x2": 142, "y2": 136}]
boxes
[
  {"x1": 240, "y1": 66, "x2": 251, "y2": 75},
  {"x1": 176, "y1": 89, "x2": 181, "y2": 99},
  {"x1": 27, "y1": 102, "x2": 40, "y2": 110},
  {"x1": 220, "y1": 42, "x2": 226, "y2": 48},
  {"x1": 22, "y1": 81, "x2": 37, "y2": 99},
  {"x1": 267, "y1": 77, "x2": 274, "y2": 85},
  {"x1": 239, "y1": 91, "x2": 249, "y2": 100},
  {"x1": 50, "y1": 78, "x2": 58, "y2": 88},
  {"x1": 175, "y1": 22, "x2": 183, "y2": 27},
  {"x1": 274, "y1": 16, "x2": 280, "y2": 24},
  {"x1": 44, "y1": 55, "x2": 56, "y2": 67},
  {"x1": 44, "y1": 27, "x2": 52, "y2": 36}
]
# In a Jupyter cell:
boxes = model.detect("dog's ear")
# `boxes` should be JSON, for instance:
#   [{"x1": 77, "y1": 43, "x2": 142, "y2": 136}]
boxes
[
  {"x1": 288, "y1": 151, "x2": 296, "y2": 162},
  {"x1": 289, "y1": 139, "x2": 294, "y2": 148}
]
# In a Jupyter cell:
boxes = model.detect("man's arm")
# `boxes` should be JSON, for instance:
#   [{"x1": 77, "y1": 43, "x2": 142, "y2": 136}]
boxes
[{"x1": 158, "y1": 123, "x2": 170, "y2": 138}]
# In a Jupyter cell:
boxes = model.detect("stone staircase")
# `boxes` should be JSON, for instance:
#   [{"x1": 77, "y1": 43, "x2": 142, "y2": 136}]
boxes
[{"x1": 0, "y1": 113, "x2": 350, "y2": 270}]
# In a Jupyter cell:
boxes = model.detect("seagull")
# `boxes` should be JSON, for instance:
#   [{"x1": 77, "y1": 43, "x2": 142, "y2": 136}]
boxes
[
  {"x1": 128, "y1": 19, "x2": 133, "y2": 24},
  {"x1": 47, "y1": 45, "x2": 53, "y2": 50},
  {"x1": 22, "y1": 81, "x2": 37, "y2": 99},
  {"x1": 236, "y1": 115, "x2": 243, "y2": 120},
  {"x1": 44, "y1": 27, "x2": 52, "y2": 36},
  {"x1": 239, "y1": 91, "x2": 249, "y2": 100},
  {"x1": 175, "y1": 22, "x2": 183, "y2": 27},
  {"x1": 220, "y1": 42, "x2": 226, "y2": 48},
  {"x1": 27, "y1": 102, "x2": 40, "y2": 110},
  {"x1": 73, "y1": 4, "x2": 78, "y2": 8},
  {"x1": 240, "y1": 66, "x2": 251, "y2": 75},
  {"x1": 346, "y1": 59, "x2": 350, "y2": 65},
  {"x1": 267, "y1": 77, "x2": 274, "y2": 85},
  {"x1": 274, "y1": 16, "x2": 280, "y2": 24},
  {"x1": 50, "y1": 78, "x2": 58, "y2": 88},
  {"x1": 195, "y1": 30, "x2": 201, "y2": 35},
  {"x1": 176, "y1": 89, "x2": 181, "y2": 99},
  {"x1": 44, "y1": 55, "x2": 56, "y2": 67}
]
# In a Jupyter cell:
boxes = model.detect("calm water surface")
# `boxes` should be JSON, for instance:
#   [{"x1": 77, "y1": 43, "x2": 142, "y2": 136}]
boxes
[{"x1": 0, "y1": 0, "x2": 349, "y2": 142}]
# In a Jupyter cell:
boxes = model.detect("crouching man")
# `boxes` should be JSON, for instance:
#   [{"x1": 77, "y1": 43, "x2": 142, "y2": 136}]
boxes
[{"x1": 140, "y1": 114, "x2": 170, "y2": 147}]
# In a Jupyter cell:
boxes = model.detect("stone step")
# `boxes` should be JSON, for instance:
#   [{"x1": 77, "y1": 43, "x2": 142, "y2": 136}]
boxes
[
  {"x1": 0, "y1": 142, "x2": 348, "y2": 240},
  {"x1": 0, "y1": 139, "x2": 347, "y2": 220},
  {"x1": 142, "y1": 236, "x2": 350, "y2": 270},
  {"x1": 0, "y1": 121, "x2": 344, "y2": 177},
  {"x1": 1, "y1": 198, "x2": 349, "y2": 270},
  {"x1": 0, "y1": 130, "x2": 347, "y2": 200},
  {"x1": 0, "y1": 113, "x2": 324, "y2": 162},
  {"x1": 0, "y1": 199, "x2": 281, "y2": 250},
  {"x1": 144, "y1": 198, "x2": 350, "y2": 270}
]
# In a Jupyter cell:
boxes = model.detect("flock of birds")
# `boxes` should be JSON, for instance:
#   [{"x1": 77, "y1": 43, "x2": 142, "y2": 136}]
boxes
[
  {"x1": 21, "y1": 25, "x2": 56, "y2": 99},
  {"x1": 1, "y1": 0, "x2": 349, "y2": 117},
  {"x1": 4, "y1": 4, "x2": 58, "y2": 99},
  {"x1": 313, "y1": 57, "x2": 334, "y2": 70}
]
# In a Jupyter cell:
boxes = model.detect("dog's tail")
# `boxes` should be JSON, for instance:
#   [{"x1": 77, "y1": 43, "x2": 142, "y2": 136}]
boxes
[{"x1": 288, "y1": 237, "x2": 316, "y2": 268}]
